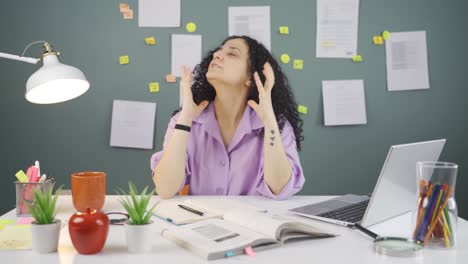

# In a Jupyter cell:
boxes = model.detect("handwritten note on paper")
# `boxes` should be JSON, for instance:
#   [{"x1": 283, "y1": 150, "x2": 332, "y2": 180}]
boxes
[
  {"x1": 229, "y1": 6, "x2": 271, "y2": 51},
  {"x1": 0, "y1": 224, "x2": 32, "y2": 250},
  {"x1": 139, "y1": 0, "x2": 180, "y2": 27},
  {"x1": 322, "y1": 80, "x2": 367, "y2": 126},
  {"x1": 385, "y1": 31, "x2": 429, "y2": 91},
  {"x1": 316, "y1": 0, "x2": 360, "y2": 58},
  {"x1": 110, "y1": 100, "x2": 156, "y2": 149},
  {"x1": 171, "y1": 34, "x2": 202, "y2": 77}
]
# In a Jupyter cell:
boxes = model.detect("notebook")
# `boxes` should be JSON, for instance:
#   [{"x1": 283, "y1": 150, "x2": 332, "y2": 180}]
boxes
[
  {"x1": 289, "y1": 139, "x2": 446, "y2": 227},
  {"x1": 161, "y1": 208, "x2": 336, "y2": 260},
  {"x1": 153, "y1": 198, "x2": 266, "y2": 225}
]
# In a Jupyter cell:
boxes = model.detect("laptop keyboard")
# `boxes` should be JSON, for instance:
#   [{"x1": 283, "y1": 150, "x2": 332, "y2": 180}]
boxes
[{"x1": 317, "y1": 199, "x2": 369, "y2": 223}]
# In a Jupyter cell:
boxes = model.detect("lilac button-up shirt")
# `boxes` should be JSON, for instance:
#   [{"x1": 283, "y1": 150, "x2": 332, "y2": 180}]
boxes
[{"x1": 150, "y1": 103, "x2": 305, "y2": 200}]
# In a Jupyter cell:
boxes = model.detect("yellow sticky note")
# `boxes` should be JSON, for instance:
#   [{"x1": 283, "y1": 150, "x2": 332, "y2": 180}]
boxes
[
  {"x1": 352, "y1": 55, "x2": 363, "y2": 62},
  {"x1": 122, "y1": 9, "x2": 133, "y2": 19},
  {"x1": 149, "y1": 82, "x2": 160, "y2": 93},
  {"x1": 279, "y1": 26, "x2": 289, "y2": 35},
  {"x1": 119, "y1": 55, "x2": 129, "y2": 65},
  {"x1": 280, "y1": 54, "x2": 290, "y2": 64},
  {"x1": 15, "y1": 170, "x2": 29, "y2": 182},
  {"x1": 293, "y1": 59, "x2": 304, "y2": 70},
  {"x1": 0, "y1": 220, "x2": 16, "y2": 225},
  {"x1": 373, "y1": 36, "x2": 384, "y2": 45},
  {"x1": 186, "y1": 22, "x2": 197, "y2": 33},
  {"x1": 145, "y1": 37, "x2": 156, "y2": 45},
  {"x1": 382, "y1": 30, "x2": 390, "y2": 40},
  {"x1": 298, "y1": 105, "x2": 308, "y2": 114}
]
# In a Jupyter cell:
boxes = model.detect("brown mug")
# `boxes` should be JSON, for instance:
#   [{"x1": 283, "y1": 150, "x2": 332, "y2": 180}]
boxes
[{"x1": 71, "y1": 172, "x2": 106, "y2": 212}]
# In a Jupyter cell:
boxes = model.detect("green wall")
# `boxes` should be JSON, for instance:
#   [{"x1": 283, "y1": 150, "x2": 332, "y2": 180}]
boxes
[{"x1": 1, "y1": 0, "x2": 467, "y2": 218}]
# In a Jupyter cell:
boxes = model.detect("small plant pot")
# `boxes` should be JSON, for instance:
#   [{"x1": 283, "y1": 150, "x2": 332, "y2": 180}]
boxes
[
  {"x1": 124, "y1": 220, "x2": 154, "y2": 253},
  {"x1": 30, "y1": 219, "x2": 61, "y2": 253}
]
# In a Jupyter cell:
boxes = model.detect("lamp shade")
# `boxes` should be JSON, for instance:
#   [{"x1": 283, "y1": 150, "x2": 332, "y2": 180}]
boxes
[{"x1": 25, "y1": 54, "x2": 89, "y2": 104}]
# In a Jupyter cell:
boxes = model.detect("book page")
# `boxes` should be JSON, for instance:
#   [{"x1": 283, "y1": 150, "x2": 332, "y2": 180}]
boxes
[
  {"x1": 223, "y1": 209, "x2": 286, "y2": 239},
  {"x1": 152, "y1": 200, "x2": 223, "y2": 225},
  {"x1": 162, "y1": 218, "x2": 276, "y2": 260}
]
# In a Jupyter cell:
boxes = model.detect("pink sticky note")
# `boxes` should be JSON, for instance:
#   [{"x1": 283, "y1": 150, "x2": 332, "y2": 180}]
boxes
[
  {"x1": 17, "y1": 217, "x2": 35, "y2": 224},
  {"x1": 244, "y1": 246, "x2": 256, "y2": 257},
  {"x1": 30, "y1": 166, "x2": 39, "y2": 182}
]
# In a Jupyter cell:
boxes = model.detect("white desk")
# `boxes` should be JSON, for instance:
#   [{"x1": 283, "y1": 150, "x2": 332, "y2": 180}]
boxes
[{"x1": 1, "y1": 195, "x2": 467, "y2": 264}]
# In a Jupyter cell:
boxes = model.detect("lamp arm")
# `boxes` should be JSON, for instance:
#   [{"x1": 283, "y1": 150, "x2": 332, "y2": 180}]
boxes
[{"x1": 0, "y1": 52, "x2": 39, "y2": 64}]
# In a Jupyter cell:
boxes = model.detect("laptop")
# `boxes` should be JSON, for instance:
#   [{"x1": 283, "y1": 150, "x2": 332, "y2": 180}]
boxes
[{"x1": 289, "y1": 139, "x2": 446, "y2": 227}]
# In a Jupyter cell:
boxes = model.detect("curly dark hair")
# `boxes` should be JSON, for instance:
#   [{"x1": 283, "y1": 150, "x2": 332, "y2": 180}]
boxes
[{"x1": 178, "y1": 35, "x2": 304, "y2": 150}]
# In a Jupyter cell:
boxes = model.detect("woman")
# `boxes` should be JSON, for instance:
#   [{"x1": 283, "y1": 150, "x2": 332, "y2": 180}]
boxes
[{"x1": 151, "y1": 35, "x2": 304, "y2": 200}]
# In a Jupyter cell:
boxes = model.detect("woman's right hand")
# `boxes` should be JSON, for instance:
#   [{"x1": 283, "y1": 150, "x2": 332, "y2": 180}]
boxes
[{"x1": 179, "y1": 65, "x2": 209, "y2": 124}]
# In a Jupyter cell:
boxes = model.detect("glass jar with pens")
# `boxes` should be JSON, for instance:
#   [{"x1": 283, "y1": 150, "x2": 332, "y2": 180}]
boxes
[
  {"x1": 15, "y1": 176, "x2": 54, "y2": 216},
  {"x1": 412, "y1": 161, "x2": 458, "y2": 249}
]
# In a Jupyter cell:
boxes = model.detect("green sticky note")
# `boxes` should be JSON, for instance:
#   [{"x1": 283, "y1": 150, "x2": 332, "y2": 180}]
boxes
[
  {"x1": 279, "y1": 26, "x2": 289, "y2": 35},
  {"x1": 382, "y1": 30, "x2": 390, "y2": 40},
  {"x1": 15, "y1": 170, "x2": 29, "y2": 182},
  {"x1": 149, "y1": 82, "x2": 160, "y2": 93},
  {"x1": 352, "y1": 55, "x2": 363, "y2": 62},
  {"x1": 293, "y1": 59, "x2": 304, "y2": 70},
  {"x1": 298, "y1": 105, "x2": 308, "y2": 114}
]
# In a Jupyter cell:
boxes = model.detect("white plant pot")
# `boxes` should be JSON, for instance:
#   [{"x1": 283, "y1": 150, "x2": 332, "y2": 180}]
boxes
[
  {"x1": 30, "y1": 219, "x2": 61, "y2": 253},
  {"x1": 124, "y1": 220, "x2": 154, "y2": 253}
]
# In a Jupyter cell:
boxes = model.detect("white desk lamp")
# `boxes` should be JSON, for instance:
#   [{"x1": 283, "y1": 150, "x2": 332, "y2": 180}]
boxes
[{"x1": 0, "y1": 41, "x2": 90, "y2": 104}]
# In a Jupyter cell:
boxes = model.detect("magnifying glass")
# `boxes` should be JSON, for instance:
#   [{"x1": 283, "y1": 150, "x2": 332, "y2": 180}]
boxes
[{"x1": 351, "y1": 223, "x2": 423, "y2": 257}]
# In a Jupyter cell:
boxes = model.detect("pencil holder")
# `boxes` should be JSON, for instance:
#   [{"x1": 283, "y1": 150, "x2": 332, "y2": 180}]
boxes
[
  {"x1": 15, "y1": 179, "x2": 53, "y2": 217},
  {"x1": 412, "y1": 162, "x2": 457, "y2": 248}
]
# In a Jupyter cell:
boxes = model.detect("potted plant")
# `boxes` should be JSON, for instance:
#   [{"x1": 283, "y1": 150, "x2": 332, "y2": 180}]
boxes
[
  {"x1": 26, "y1": 184, "x2": 62, "y2": 253},
  {"x1": 117, "y1": 182, "x2": 158, "y2": 253}
]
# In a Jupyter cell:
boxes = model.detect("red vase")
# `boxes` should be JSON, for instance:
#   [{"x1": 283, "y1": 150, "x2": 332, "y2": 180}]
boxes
[{"x1": 69, "y1": 208, "x2": 109, "y2": 254}]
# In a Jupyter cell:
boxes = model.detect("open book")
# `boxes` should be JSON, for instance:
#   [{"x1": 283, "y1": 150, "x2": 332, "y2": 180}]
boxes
[
  {"x1": 161, "y1": 208, "x2": 336, "y2": 260},
  {"x1": 153, "y1": 198, "x2": 266, "y2": 225}
]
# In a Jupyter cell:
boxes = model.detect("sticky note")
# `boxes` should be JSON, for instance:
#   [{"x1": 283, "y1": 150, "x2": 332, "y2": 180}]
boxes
[
  {"x1": 373, "y1": 36, "x2": 384, "y2": 45},
  {"x1": 293, "y1": 59, "x2": 304, "y2": 70},
  {"x1": 145, "y1": 37, "x2": 156, "y2": 45},
  {"x1": 298, "y1": 105, "x2": 308, "y2": 114},
  {"x1": 166, "y1": 74, "x2": 177, "y2": 83},
  {"x1": 123, "y1": 9, "x2": 133, "y2": 19},
  {"x1": 15, "y1": 170, "x2": 29, "y2": 182},
  {"x1": 186, "y1": 22, "x2": 197, "y2": 33},
  {"x1": 119, "y1": 55, "x2": 129, "y2": 65},
  {"x1": 225, "y1": 251, "x2": 234, "y2": 257},
  {"x1": 244, "y1": 246, "x2": 256, "y2": 257},
  {"x1": 17, "y1": 218, "x2": 35, "y2": 225},
  {"x1": 279, "y1": 26, "x2": 289, "y2": 35},
  {"x1": 149, "y1": 82, "x2": 160, "y2": 93},
  {"x1": 352, "y1": 55, "x2": 363, "y2": 62},
  {"x1": 280, "y1": 54, "x2": 290, "y2": 64},
  {"x1": 119, "y1": 3, "x2": 130, "y2": 12},
  {"x1": 382, "y1": 30, "x2": 390, "y2": 40},
  {"x1": 0, "y1": 220, "x2": 15, "y2": 225}
]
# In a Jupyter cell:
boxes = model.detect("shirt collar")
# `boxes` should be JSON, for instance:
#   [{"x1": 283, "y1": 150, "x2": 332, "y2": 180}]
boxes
[{"x1": 193, "y1": 102, "x2": 264, "y2": 134}]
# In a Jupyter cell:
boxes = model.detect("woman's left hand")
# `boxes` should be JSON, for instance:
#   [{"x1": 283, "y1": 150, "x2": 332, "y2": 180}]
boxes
[{"x1": 248, "y1": 62, "x2": 276, "y2": 124}]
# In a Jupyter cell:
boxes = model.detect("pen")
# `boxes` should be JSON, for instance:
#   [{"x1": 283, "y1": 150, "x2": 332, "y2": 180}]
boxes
[{"x1": 178, "y1": 204, "x2": 204, "y2": 216}]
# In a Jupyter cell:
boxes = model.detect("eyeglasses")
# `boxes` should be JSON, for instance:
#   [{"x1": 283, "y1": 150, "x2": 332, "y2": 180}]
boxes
[{"x1": 106, "y1": 212, "x2": 129, "y2": 225}]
